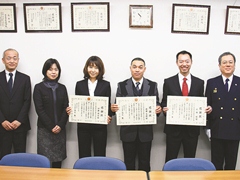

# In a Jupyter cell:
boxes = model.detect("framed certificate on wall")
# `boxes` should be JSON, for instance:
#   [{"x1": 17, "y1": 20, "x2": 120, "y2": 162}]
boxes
[
  {"x1": 0, "y1": 3, "x2": 17, "y2": 32},
  {"x1": 71, "y1": 2, "x2": 110, "y2": 32},
  {"x1": 23, "y1": 3, "x2": 62, "y2": 33},
  {"x1": 225, "y1": 6, "x2": 240, "y2": 35},
  {"x1": 172, "y1": 4, "x2": 211, "y2": 34}
]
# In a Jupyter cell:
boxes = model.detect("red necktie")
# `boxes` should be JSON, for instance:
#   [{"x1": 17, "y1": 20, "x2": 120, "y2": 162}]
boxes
[{"x1": 182, "y1": 78, "x2": 188, "y2": 96}]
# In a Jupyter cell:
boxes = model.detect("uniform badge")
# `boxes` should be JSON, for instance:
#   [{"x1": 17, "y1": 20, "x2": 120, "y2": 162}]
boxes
[{"x1": 213, "y1": 88, "x2": 217, "y2": 93}]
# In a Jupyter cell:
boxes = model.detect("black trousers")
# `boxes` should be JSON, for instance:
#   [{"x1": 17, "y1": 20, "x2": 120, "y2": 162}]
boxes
[
  {"x1": 165, "y1": 132, "x2": 198, "y2": 162},
  {"x1": 77, "y1": 126, "x2": 107, "y2": 158},
  {"x1": 0, "y1": 131, "x2": 27, "y2": 159},
  {"x1": 211, "y1": 138, "x2": 239, "y2": 170},
  {"x1": 122, "y1": 137, "x2": 152, "y2": 172}
]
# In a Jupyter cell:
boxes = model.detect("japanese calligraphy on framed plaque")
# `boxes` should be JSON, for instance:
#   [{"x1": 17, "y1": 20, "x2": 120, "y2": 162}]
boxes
[
  {"x1": 0, "y1": 3, "x2": 17, "y2": 32},
  {"x1": 23, "y1": 3, "x2": 62, "y2": 32},
  {"x1": 172, "y1": 4, "x2": 210, "y2": 34},
  {"x1": 71, "y1": 2, "x2": 110, "y2": 31},
  {"x1": 225, "y1": 6, "x2": 240, "y2": 35}
]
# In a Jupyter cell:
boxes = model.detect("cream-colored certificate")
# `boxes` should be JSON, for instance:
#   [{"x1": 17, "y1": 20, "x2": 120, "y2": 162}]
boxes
[
  {"x1": 69, "y1": 95, "x2": 108, "y2": 124},
  {"x1": 166, "y1": 96, "x2": 207, "y2": 126},
  {"x1": 116, "y1": 96, "x2": 156, "y2": 126}
]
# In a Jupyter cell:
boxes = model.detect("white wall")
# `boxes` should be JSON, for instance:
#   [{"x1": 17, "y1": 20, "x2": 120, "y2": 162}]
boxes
[{"x1": 1, "y1": 0, "x2": 240, "y2": 170}]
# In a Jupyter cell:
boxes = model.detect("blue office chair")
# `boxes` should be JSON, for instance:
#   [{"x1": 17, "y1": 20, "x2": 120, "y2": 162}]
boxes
[
  {"x1": 163, "y1": 158, "x2": 216, "y2": 171},
  {"x1": 73, "y1": 156, "x2": 126, "y2": 170},
  {"x1": 0, "y1": 153, "x2": 50, "y2": 168}
]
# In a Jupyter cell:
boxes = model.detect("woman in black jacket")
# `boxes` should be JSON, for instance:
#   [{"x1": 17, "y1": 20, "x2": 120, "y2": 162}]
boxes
[
  {"x1": 67, "y1": 56, "x2": 112, "y2": 158},
  {"x1": 33, "y1": 58, "x2": 68, "y2": 168}
]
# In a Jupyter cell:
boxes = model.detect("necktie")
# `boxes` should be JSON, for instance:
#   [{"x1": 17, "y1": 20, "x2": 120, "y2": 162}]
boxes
[
  {"x1": 182, "y1": 77, "x2": 188, "y2": 96},
  {"x1": 136, "y1": 82, "x2": 140, "y2": 95},
  {"x1": 8, "y1": 73, "x2": 13, "y2": 93},
  {"x1": 225, "y1": 78, "x2": 229, "y2": 92}
]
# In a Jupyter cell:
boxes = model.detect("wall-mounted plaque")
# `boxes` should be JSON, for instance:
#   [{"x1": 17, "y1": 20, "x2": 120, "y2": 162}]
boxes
[{"x1": 23, "y1": 3, "x2": 62, "y2": 33}]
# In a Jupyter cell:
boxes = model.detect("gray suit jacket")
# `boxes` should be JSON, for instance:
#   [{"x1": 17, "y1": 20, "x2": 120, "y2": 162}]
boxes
[{"x1": 116, "y1": 77, "x2": 160, "y2": 142}]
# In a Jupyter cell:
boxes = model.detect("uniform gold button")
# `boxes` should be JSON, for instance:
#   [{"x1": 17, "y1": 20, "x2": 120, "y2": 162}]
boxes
[
  {"x1": 221, "y1": 107, "x2": 223, "y2": 109},
  {"x1": 232, "y1": 108, "x2": 235, "y2": 110},
  {"x1": 231, "y1": 118, "x2": 234, "y2": 120},
  {"x1": 220, "y1": 117, "x2": 222, "y2": 119},
  {"x1": 234, "y1": 98, "x2": 237, "y2": 101},
  {"x1": 219, "y1": 98, "x2": 221, "y2": 100}
]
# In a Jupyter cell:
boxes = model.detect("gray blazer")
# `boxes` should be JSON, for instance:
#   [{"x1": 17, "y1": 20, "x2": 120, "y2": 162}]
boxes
[{"x1": 116, "y1": 77, "x2": 160, "y2": 142}]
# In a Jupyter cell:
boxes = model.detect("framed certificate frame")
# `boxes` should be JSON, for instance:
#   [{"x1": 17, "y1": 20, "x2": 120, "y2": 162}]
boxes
[
  {"x1": 172, "y1": 4, "x2": 211, "y2": 34},
  {"x1": 0, "y1": 3, "x2": 17, "y2": 32},
  {"x1": 71, "y1": 2, "x2": 110, "y2": 32},
  {"x1": 225, "y1": 6, "x2": 240, "y2": 35},
  {"x1": 129, "y1": 5, "x2": 153, "y2": 28},
  {"x1": 23, "y1": 3, "x2": 62, "y2": 33}
]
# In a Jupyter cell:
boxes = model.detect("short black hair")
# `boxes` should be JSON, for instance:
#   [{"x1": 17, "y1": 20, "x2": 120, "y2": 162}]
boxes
[
  {"x1": 42, "y1": 58, "x2": 61, "y2": 82},
  {"x1": 176, "y1": 50, "x2": 192, "y2": 62},
  {"x1": 131, "y1": 57, "x2": 146, "y2": 65},
  {"x1": 218, "y1": 52, "x2": 236, "y2": 65}
]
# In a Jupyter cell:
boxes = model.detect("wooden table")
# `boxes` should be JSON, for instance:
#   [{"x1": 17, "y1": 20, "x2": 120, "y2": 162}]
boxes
[
  {"x1": 149, "y1": 170, "x2": 240, "y2": 180},
  {"x1": 0, "y1": 166, "x2": 147, "y2": 180}
]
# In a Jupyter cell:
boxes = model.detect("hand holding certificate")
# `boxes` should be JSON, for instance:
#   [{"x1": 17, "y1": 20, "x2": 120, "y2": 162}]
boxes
[
  {"x1": 116, "y1": 96, "x2": 156, "y2": 125},
  {"x1": 166, "y1": 96, "x2": 207, "y2": 126},
  {"x1": 69, "y1": 95, "x2": 108, "y2": 124}
]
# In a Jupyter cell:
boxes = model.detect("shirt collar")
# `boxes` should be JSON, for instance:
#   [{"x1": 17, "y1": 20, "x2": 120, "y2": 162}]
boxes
[
  {"x1": 5, "y1": 70, "x2": 16, "y2": 76},
  {"x1": 222, "y1": 74, "x2": 233, "y2": 83},
  {"x1": 88, "y1": 79, "x2": 98, "y2": 85},
  {"x1": 132, "y1": 77, "x2": 143, "y2": 85},
  {"x1": 178, "y1": 73, "x2": 191, "y2": 81}
]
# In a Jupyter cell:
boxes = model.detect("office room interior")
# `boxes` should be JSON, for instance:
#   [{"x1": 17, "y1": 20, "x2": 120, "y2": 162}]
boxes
[{"x1": 0, "y1": 0, "x2": 240, "y2": 170}]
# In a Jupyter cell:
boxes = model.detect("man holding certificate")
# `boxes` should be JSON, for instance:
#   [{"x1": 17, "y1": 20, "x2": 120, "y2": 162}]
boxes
[
  {"x1": 161, "y1": 50, "x2": 212, "y2": 163},
  {"x1": 111, "y1": 57, "x2": 162, "y2": 172}
]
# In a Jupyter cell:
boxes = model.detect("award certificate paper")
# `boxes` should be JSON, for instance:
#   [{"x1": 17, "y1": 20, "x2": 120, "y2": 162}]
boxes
[
  {"x1": 166, "y1": 96, "x2": 207, "y2": 126},
  {"x1": 69, "y1": 95, "x2": 108, "y2": 124},
  {"x1": 116, "y1": 96, "x2": 156, "y2": 125}
]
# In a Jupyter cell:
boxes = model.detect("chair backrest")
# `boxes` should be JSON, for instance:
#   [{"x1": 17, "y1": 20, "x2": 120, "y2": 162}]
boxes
[
  {"x1": 162, "y1": 158, "x2": 216, "y2": 171},
  {"x1": 73, "y1": 156, "x2": 126, "y2": 170},
  {"x1": 0, "y1": 153, "x2": 50, "y2": 168}
]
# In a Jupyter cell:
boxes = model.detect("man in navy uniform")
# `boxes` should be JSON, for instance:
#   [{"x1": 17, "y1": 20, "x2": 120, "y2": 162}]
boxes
[{"x1": 205, "y1": 52, "x2": 240, "y2": 170}]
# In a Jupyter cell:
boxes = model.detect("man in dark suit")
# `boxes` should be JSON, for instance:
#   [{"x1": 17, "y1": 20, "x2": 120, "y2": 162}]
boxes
[
  {"x1": 0, "y1": 48, "x2": 31, "y2": 159},
  {"x1": 111, "y1": 57, "x2": 162, "y2": 172},
  {"x1": 205, "y1": 52, "x2": 240, "y2": 170},
  {"x1": 161, "y1": 50, "x2": 212, "y2": 163}
]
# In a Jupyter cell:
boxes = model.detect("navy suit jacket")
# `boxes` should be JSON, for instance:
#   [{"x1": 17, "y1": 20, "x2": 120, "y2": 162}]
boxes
[
  {"x1": 161, "y1": 74, "x2": 204, "y2": 137},
  {"x1": 116, "y1": 77, "x2": 160, "y2": 142},
  {"x1": 205, "y1": 75, "x2": 240, "y2": 140},
  {"x1": 75, "y1": 79, "x2": 112, "y2": 129},
  {"x1": 0, "y1": 70, "x2": 31, "y2": 132}
]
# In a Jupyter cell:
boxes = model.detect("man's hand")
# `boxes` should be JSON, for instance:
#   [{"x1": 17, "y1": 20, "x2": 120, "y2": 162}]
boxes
[
  {"x1": 11, "y1": 120, "x2": 21, "y2": 129},
  {"x1": 111, "y1": 104, "x2": 119, "y2": 112},
  {"x1": 205, "y1": 106, "x2": 212, "y2": 114},
  {"x1": 155, "y1": 106, "x2": 162, "y2": 114},
  {"x1": 2, "y1": 120, "x2": 14, "y2": 131}
]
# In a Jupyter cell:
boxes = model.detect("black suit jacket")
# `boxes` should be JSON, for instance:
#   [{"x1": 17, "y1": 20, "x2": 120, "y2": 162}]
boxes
[
  {"x1": 161, "y1": 74, "x2": 204, "y2": 137},
  {"x1": 0, "y1": 70, "x2": 31, "y2": 132},
  {"x1": 33, "y1": 82, "x2": 69, "y2": 132},
  {"x1": 116, "y1": 77, "x2": 160, "y2": 142},
  {"x1": 75, "y1": 79, "x2": 112, "y2": 129},
  {"x1": 205, "y1": 75, "x2": 240, "y2": 140}
]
